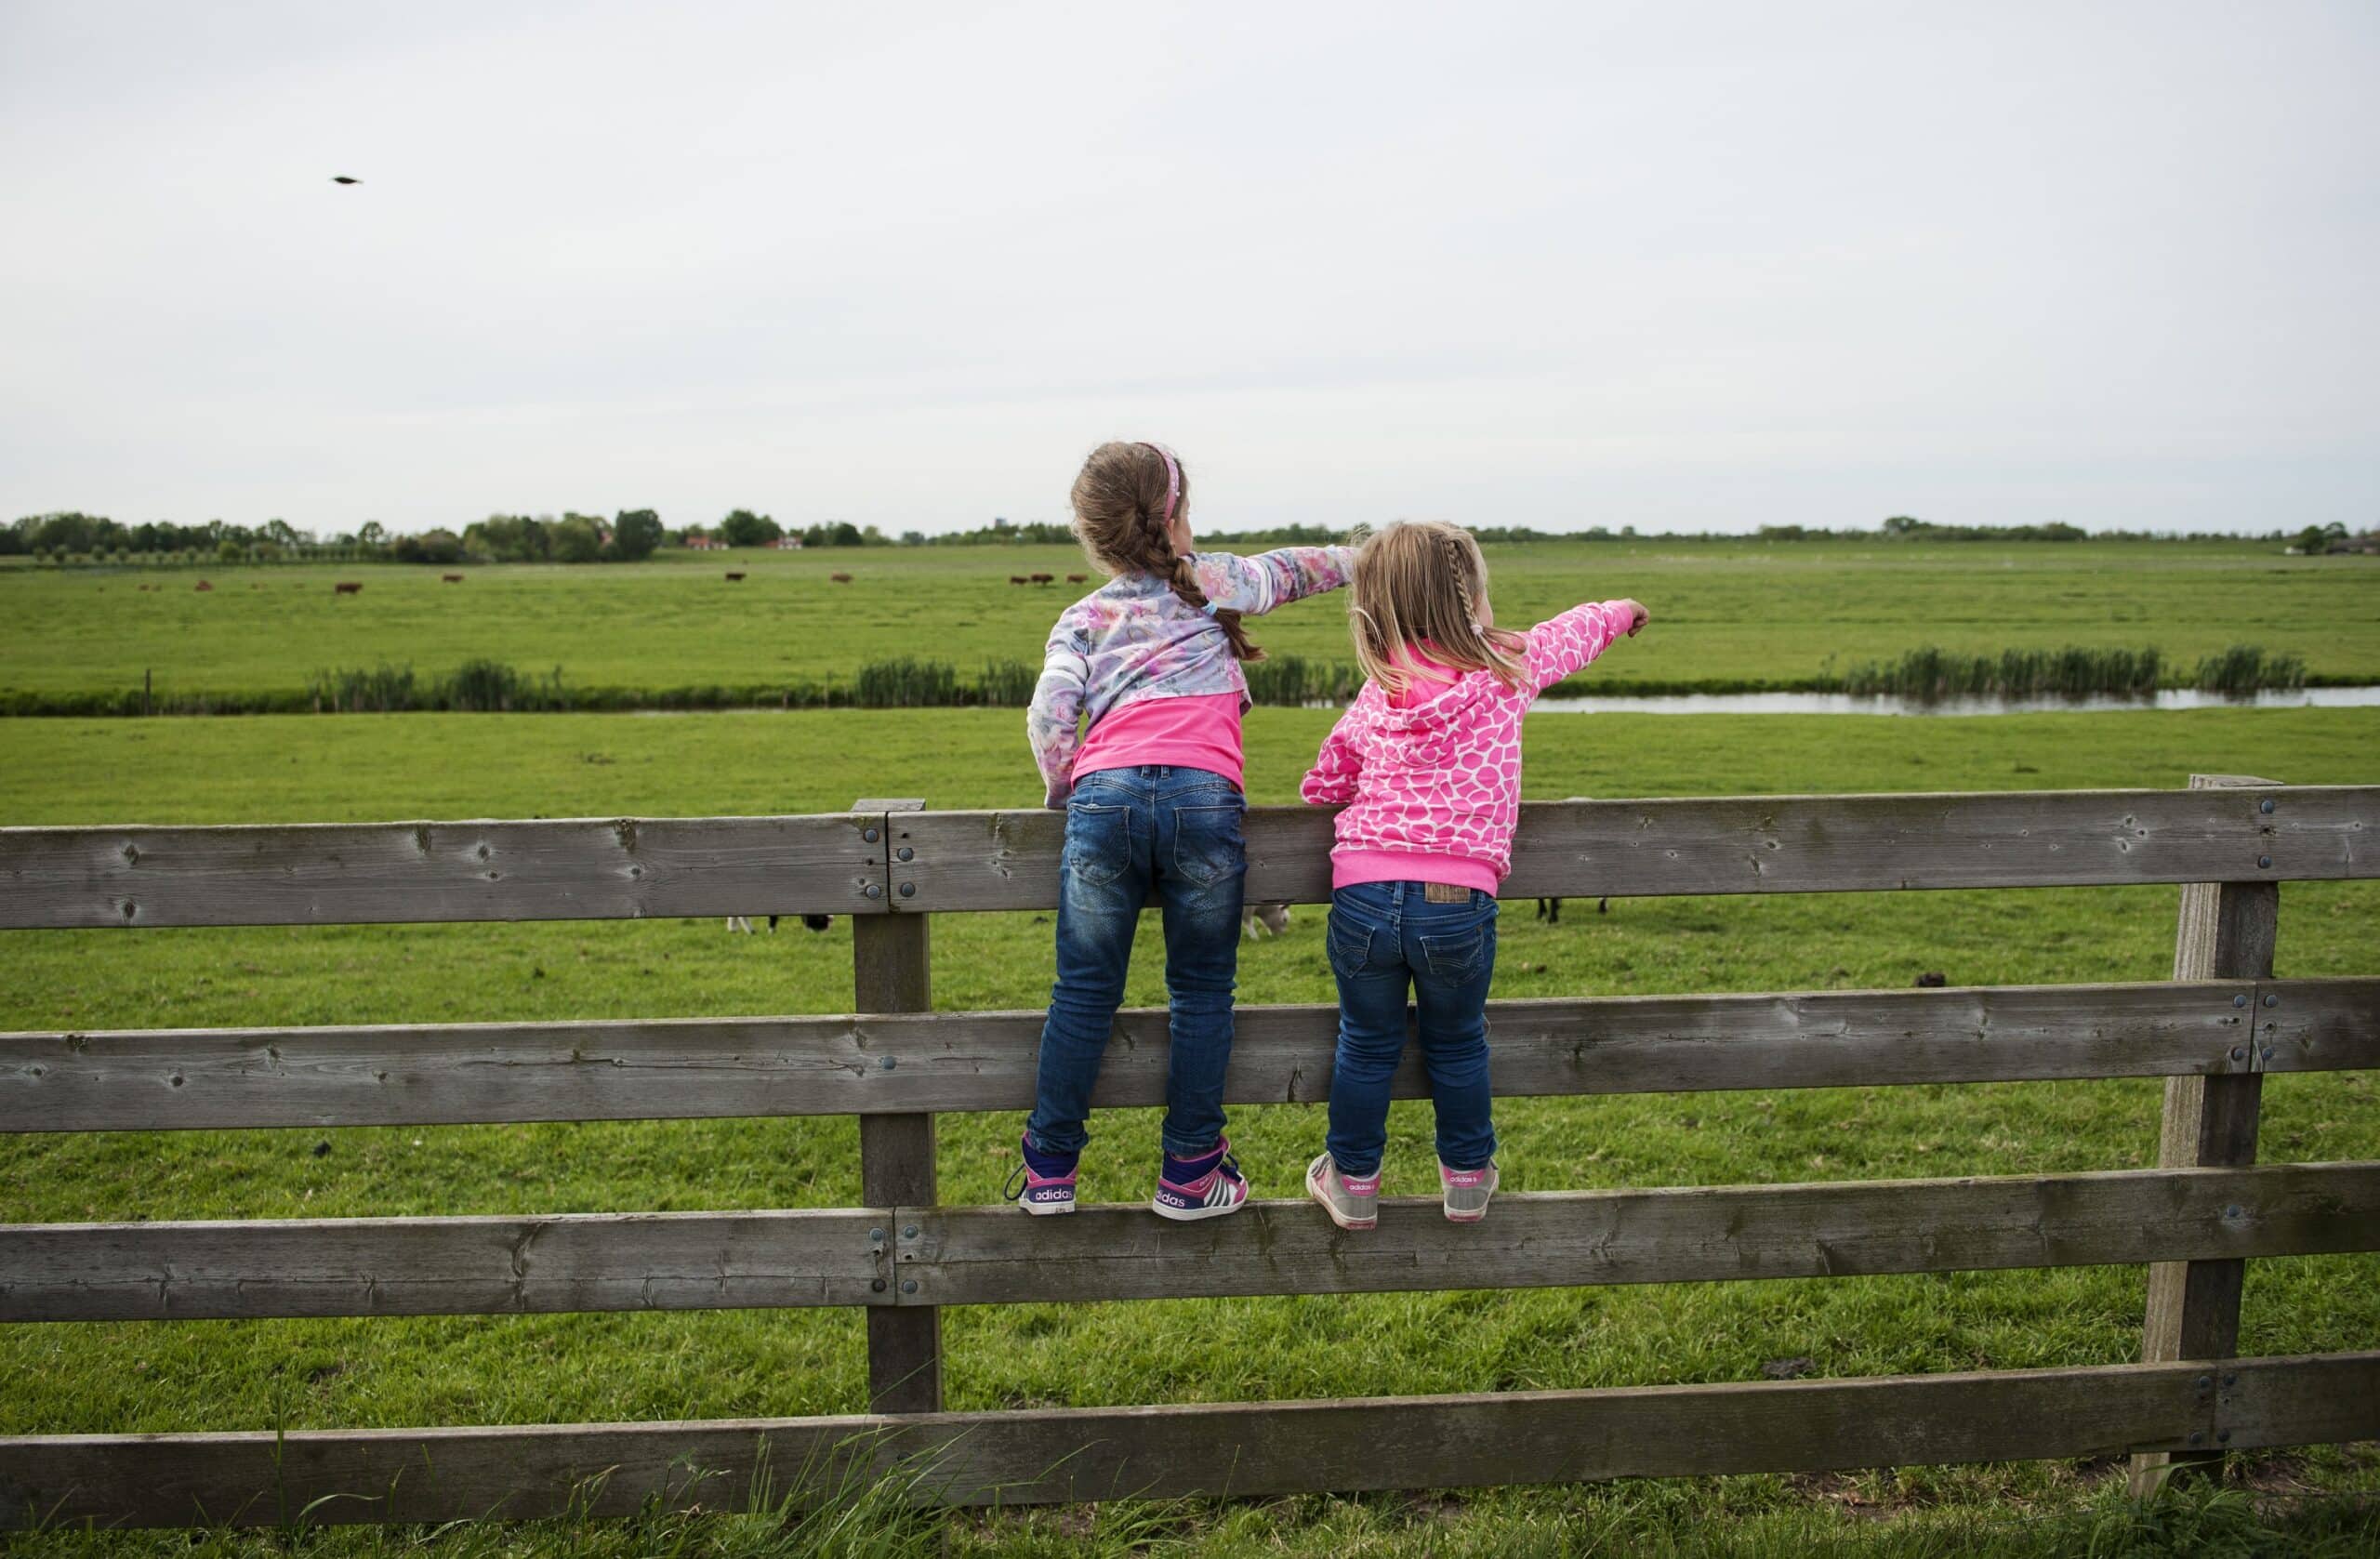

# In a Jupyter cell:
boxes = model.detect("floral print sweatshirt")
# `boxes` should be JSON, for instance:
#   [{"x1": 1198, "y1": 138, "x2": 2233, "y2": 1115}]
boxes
[
  {"x1": 1027, "y1": 546, "x2": 1355, "y2": 806},
  {"x1": 1300, "y1": 601, "x2": 1636, "y2": 888}
]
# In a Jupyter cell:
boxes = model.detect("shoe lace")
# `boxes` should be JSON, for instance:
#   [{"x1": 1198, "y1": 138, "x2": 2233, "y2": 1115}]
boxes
[{"x1": 1001, "y1": 1160, "x2": 1028, "y2": 1201}]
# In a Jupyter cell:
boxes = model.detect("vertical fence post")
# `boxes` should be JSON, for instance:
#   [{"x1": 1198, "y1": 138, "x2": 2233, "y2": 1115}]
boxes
[
  {"x1": 2127, "y1": 773, "x2": 2281, "y2": 1496},
  {"x1": 852, "y1": 797, "x2": 941, "y2": 1415}
]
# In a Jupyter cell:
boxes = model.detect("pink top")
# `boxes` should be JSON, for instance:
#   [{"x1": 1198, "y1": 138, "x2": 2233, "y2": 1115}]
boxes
[
  {"x1": 1302, "y1": 602, "x2": 1636, "y2": 891},
  {"x1": 1072, "y1": 690, "x2": 1246, "y2": 790}
]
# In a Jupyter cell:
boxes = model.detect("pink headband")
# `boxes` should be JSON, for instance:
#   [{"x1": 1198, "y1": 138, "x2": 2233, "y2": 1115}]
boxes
[{"x1": 1141, "y1": 442, "x2": 1181, "y2": 527}]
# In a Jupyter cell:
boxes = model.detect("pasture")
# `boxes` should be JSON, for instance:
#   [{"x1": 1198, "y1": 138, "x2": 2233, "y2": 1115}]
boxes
[
  {"x1": 2, "y1": 539, "x2": 2376, "y2": 709},
  {"x1": 4, "y1": 704, "x2": 2377, "y2": 1555}
]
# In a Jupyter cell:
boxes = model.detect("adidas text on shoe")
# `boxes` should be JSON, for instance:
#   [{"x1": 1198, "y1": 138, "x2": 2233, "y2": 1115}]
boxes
[
  {"x1": 1307, "y1": 1153, "x2": 1380, "y2": 1231},
  {"x1": 1439, "y1": 1161, "x2": 1498, "y2": 1222},
  {"x1": 1006, "y1": 1136, "x2": 1078, "y2": 1216}
]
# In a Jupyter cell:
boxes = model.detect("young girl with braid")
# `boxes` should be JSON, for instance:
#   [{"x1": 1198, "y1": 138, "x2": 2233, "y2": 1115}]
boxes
[
  {"x1": 1302, "y1": 521, "x2": 1646, "y2": 1228},
  {"x1": 1013, "y1": 442, "x2": 1355, "y2": 1220}
]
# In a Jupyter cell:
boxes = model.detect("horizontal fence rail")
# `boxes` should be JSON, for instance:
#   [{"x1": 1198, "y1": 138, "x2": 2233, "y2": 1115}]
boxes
[
  {"x1": 890, "y1": 786, "x2": 2373, "y2": 910},
  {"x1": 6, "y1": 1164, "x2": 2374, "y2": 1322},
  {"x1": 3, "y1": 787, "x2": 2372, "y2": 930},
  {"x1": 0, "y1": 1209, "x2": 893, "y2": 1320},
  {"x1": 6, "y1": 1353, "x2": 2373, "y2": 1527},
  {"x1": 7, "y1": 978, "x2": 2373, "y2": 1132},
  {"x1": 0, "y1": 814, "x2": 885, "y2": 929}
]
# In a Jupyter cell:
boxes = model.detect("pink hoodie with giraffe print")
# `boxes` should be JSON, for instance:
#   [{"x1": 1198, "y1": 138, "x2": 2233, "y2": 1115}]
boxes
[{"x1": 1299, "y1": 601, "x2": 1637, "y2": 892}]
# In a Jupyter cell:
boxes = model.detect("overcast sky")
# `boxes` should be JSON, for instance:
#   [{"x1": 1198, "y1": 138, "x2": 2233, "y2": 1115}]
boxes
[{"x1": 3, "y1": 2, "x2": 2373, "y2": 537}]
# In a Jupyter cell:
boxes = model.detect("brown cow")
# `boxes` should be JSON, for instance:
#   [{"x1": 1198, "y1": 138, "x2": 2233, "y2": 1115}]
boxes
[
  {"x1": 194, "y1": 580, "x2": 214, "y2": 592},
  {"x1": 830, "y1": 571, "x2": 853, "y2": 584},
  {"x1": 723, "y1": 571, "x2": 747, "y2": 582},
  {"x1": 442, "y1": 573, "x2": 465, "y2": 584},
  {"x1": 334, "y1": 581, "x2": 363, "y2": 595},
  {"x1": 1009, "y1": 575, "x2": 1028, "y2": 586},
  {"x1": 1029, "y1": 572, "x2": 1054, "y2": 586},
  {"x1": 1066, "y1": 573, "x2": 1089, "y2": 584}
]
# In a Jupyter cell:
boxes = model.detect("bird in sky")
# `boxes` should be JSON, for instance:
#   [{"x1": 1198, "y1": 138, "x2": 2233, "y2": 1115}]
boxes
[{"x1": 330, "y1": 176, "x2": 359, "y2": 185}]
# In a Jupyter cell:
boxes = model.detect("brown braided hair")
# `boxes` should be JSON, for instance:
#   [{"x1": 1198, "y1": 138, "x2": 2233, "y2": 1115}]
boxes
[{"x1": 1067, "y1": 441, "x2": 1262, "y2": 661}]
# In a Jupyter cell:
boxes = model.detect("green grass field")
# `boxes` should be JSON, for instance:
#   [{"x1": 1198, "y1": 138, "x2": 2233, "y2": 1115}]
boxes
[
  {"x1": 4, "y1": 706, "x2": 2377, "y2": 1556},
  {"x1": 4, "y1": 540, "x2": 2376, "y2": 707}
]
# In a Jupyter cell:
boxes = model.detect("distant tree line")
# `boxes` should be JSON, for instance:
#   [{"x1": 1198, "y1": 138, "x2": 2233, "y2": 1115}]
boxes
[
  {"x1": 692, "y1": 509, "x2": 890, "y2": 548},
  {"x1": 7, "y1": 509, "x2": 2359, "y2": 566},
  {"x1": 921, "y1": 517, "x2": 1076, "y2": 546},
  {"x1": 1, "y1": 509, "x2": 667, "y2": 565}
]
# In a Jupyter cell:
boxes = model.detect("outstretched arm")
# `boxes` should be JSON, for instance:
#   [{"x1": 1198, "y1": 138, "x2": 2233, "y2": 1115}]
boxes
[
  {"x1": 1025, "y1": 627, "x2": 1091, "y2": 808},
  {"x1": 1190, "y1": 544, "x2": 1357, "y2": 616},
  {"x1": 1523, "y1": 599, "x2": 1646, "y2": 693}
]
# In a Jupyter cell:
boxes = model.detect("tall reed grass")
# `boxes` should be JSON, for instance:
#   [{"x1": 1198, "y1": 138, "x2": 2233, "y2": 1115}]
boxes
[
  {"x1": 853, "y1": 657, "x2": 960, "y2": 707},
  {"x1": 302, "y1": 660, "x2": 570, "y2": 713},
  {"x1": 2192, "y1": 643, "x2": 2307, "y2": 695},
  {"x1": 1832, "y1": 646, "x2": 2164, "y2": 701},
  {"x1": 1831, "y1": 643, "x2": 2315, "y2": 701},
  {"x1": 1241, "y1": 654, "x2": 1366, "y2": 707}
]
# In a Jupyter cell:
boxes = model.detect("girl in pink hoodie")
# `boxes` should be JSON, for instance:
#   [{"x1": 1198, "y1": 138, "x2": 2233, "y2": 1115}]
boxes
[{"x1": 1300, "y1": 521, "x2": 1646, "y2": 1228}]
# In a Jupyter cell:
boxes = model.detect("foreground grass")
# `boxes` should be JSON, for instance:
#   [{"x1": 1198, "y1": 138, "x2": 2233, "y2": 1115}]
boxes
[
  {"x1": 3, "y1": 539, "x2": 2375, "y2": 706},
  {"x1": 2, "y1": 706, "x2": 2375, "y2": 1555}
]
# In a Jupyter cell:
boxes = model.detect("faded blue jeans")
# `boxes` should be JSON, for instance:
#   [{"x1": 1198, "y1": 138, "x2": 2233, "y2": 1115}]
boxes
[
  {"x1": 1324, "y1": 879, "x2": 1500, "y2": 1176},
  {"x1": 1025, "y1": 765, "x2": 1247, "y2": 1161}
]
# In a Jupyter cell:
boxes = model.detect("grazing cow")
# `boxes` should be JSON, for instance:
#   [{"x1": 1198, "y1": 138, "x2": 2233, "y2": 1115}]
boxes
[
  {"x1": 442, "y1": 573, "x2": 464, "y2": 584},
  {"x1": 1242, "y1": 901, "x2": 1291, "y2": 939},
  {"x1": 194, "y1": 580, "x2": 214, "y2": 592},
  {"x1": 1066, "y1": 573, "x2": 1089, "y2": 584},
  {"x1": 1010, "y1": 575, "x2": 1028, "y2": 586},
  {"x1": 723, "y1": 571, "x2": 746, "y2": 582},
  {"x1": 1913, "y1": 971, "x2": 1949, "y2": 988},
  {"x1": 830, "y1": 572, "x2": 853, "y2": 584},
  {"x1": 1029, "y1": 572, "x2": 1054, "y2": 586},
  {"x1": 333, "y1": 581, "x2": 363, "y2": 596}
]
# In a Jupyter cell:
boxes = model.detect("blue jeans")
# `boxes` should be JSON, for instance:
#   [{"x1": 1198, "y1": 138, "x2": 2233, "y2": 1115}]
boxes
[
  {"x1": 1324, "y1": 880, "x2": 1499, "y2": 1176},
  {"x1": 1026, "y1": 766, "x2": 1247, "y2": 1160}
]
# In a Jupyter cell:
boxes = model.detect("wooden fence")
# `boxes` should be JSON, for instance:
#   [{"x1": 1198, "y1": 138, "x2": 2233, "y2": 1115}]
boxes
[{"x1": 1, "y1": 777, "x2": 2375, "y2": 1526}]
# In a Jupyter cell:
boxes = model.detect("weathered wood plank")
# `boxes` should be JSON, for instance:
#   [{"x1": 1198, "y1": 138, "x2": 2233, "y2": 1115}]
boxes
[
  {"x1": 0, "y1": 814, "x2": 885, "y2": 929},
  {"x1": 7, "y1": 1164, "x2": 2371, "y2": 1322},
  {"x1": 2254, "y1": 976, "x2": 2377, "y2": 1071},
  {"x1": 2132, "y1": 774, "x2": 2284, "y2": 1497},
  {"x1": 27, "y1": 1356, "x2": 2379, "y2": 1527},
  {"x1": 903, "y1": 1164, "x2": 2380, "y2": 1305},
  {"x1": 0, "y1": 1209, "x2": 891, "y2": 1320},
  {"x1": 2217, "y1": 1350, "x2": 2380, "y2": 1451},
  {"x1": 892, "y1": 787, "x2": 2374, "y2": 909},
  {"x1": 853, "y1": 799, "x2": 941, "y2": 1415},
  {"x1": 2, "y1": 788, "x2": 2366, "y2": 927},
  {"x1": 18, "y1": 979, "x2": 2376, "y2": 1134}
]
